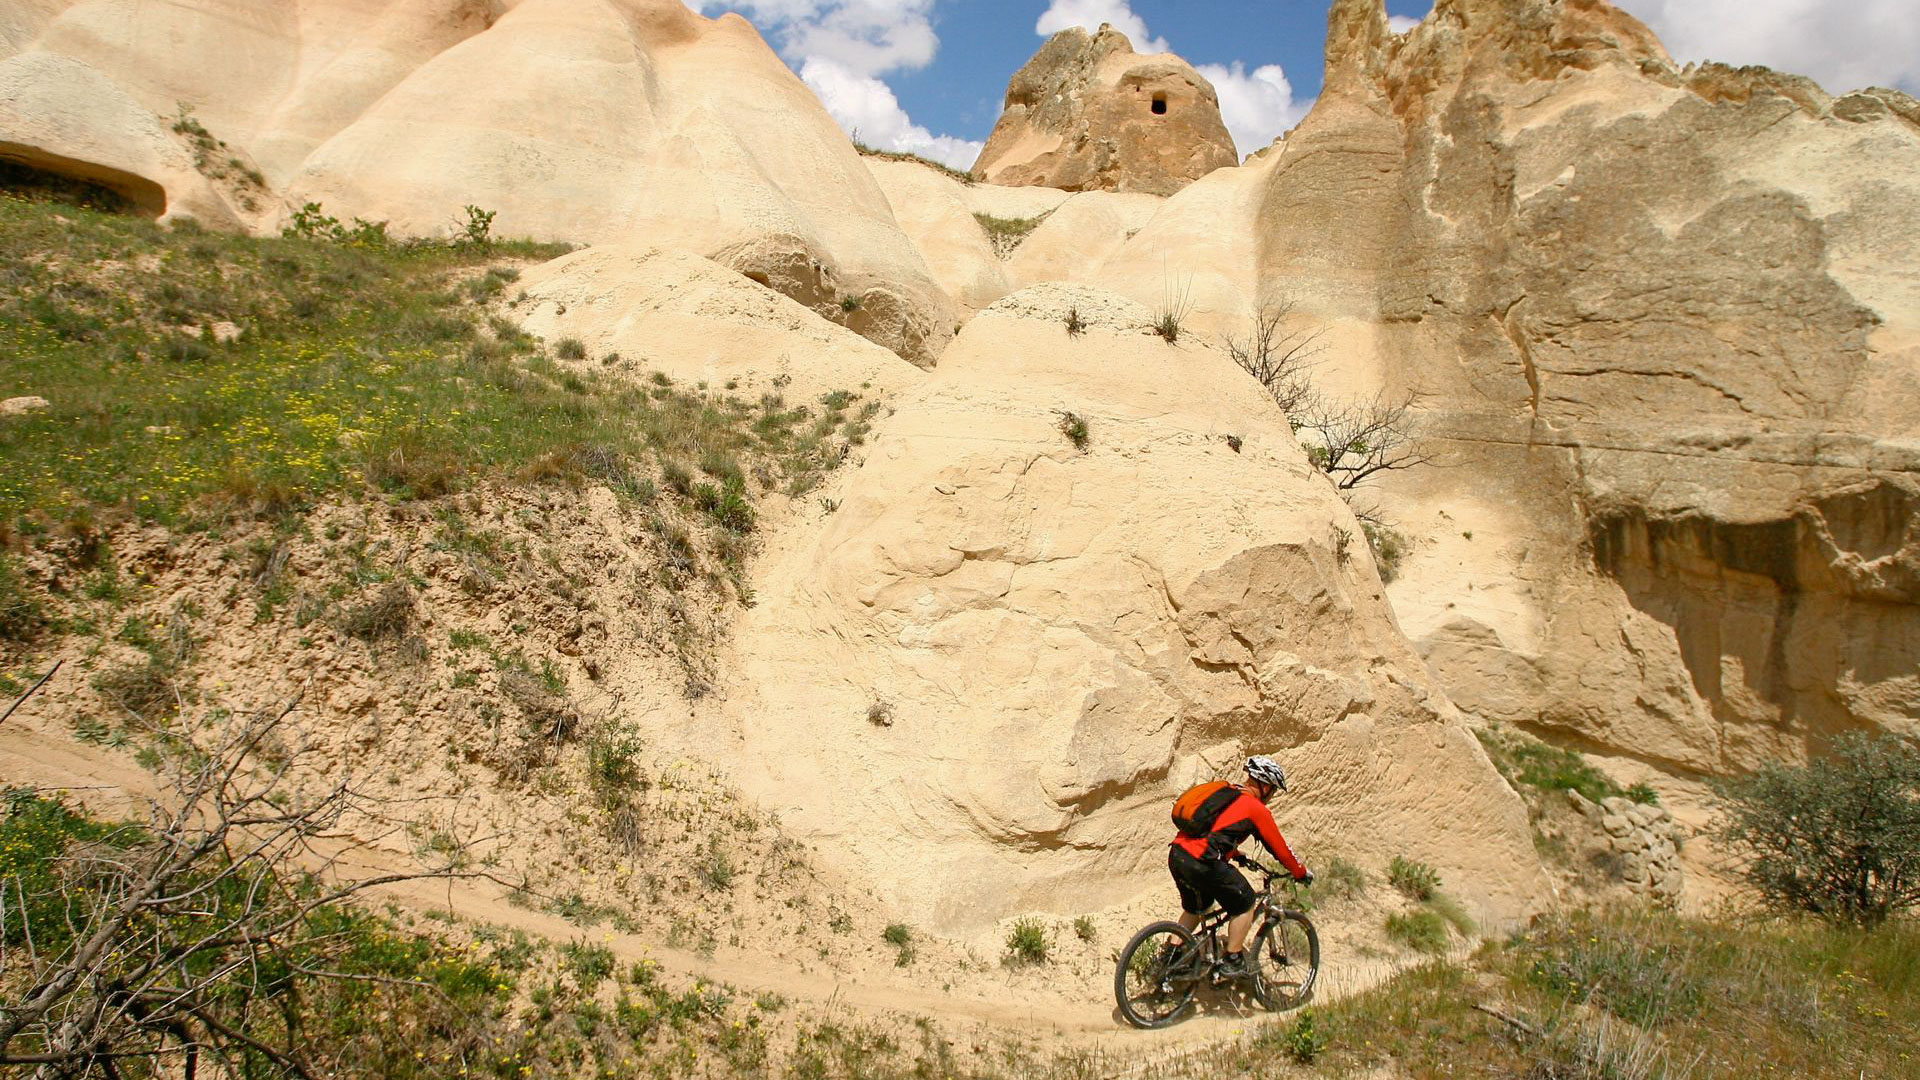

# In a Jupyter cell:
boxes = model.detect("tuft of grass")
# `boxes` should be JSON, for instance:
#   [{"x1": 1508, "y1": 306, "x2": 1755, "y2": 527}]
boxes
[
  {"x1": 1322, "y1": 855, "x2": 1369, "y2": 899},
  {"x1": 91, "y1": 608, "x2": 193, "y2": 719},
  {"x1": 852, "y1": 140, "x2": 975, "y2": 184},
  {"x1": 1064, "y1": 306, "x2": 1086, "y2": 336},
  {"x1": 562, "y1": 939, "x2": 617, "y2": 989},
  {"x1": 1388, "y1": 855, "x2": 1440, "y2": 902},
  {"x1": 587, "y1": 730, "x2": 646, "y2": 794},
  {"x1": 1385, "y1": 908, "x2": 1449, "y2": 954},
  {"x1": 1055, "y1": 410, "x2": 1089, "y2": 452},
  {"x1": 698, "y1": 846, "x2": 735, "y2": 891},
  {"x1": 1362, "y1": 521, "x2": 1407, "y2": 583},
  {"x1": 1474, "y1": 726, "x2": 1630, "y2": 805},
  {"x1": 1427, "y1": 892, "x2": 1475, "y2": 937},
  {"x1": 882, "y1": 922, "x2": 915, "y2": 966},
  {"x1": 1006, "y1": 918, "x2": 1049, "y2": 964},
  {"x1": 1153, "y1": 278, "x2": 1193, "y2": 344},
  {"x1": 554, "y1": 337, "x2": 588, "y2": 360},
  {"x1": 972, "y1": 212, "x2": 1047, "y2": 259},
  {"x1": 866, "y1": 700, "x2": 894, "y2": 727},
  {"x1": 1073, "y1": 915, "x2": 1096, "y2": 943},
  {"x1": 1275, "y1": 1009, "x2": 1327, "y2": 1063}
]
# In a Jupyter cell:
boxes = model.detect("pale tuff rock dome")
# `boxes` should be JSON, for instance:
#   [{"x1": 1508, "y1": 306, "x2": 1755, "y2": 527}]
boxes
[
  {"x1": 722, "y1": 283, "x2": 1544, "y2": 932},
  {"x1": 0, "y1": 0, "x2": 956, "y2": 365},
  {"x1": 972, "y1": 25, "x2": 1241, "y2": 196}
]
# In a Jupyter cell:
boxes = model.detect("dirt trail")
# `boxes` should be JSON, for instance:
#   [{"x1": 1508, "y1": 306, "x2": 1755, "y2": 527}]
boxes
[{"x1": 3, "y1": 726, "x2": 1413, "y2": 1064}]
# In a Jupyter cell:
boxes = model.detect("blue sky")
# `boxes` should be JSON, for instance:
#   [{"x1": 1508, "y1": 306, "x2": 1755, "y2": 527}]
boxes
[
  {"x1": 878, "y1": 1, "x2": 1439, "y2": 145},
  {"x1": 686, "y1": 1, "x2": 1920, "y2": 170}
]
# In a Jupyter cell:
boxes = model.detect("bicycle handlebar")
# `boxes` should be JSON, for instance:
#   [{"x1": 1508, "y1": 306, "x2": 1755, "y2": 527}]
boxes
[{"x1": 1231, "y1": 853, "x2": 1310, "y2": 886}]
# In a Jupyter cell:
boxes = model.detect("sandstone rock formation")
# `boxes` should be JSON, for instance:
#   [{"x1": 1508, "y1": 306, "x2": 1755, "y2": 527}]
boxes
[
  {"x1": 719, "y1": 283, "x2": 1544, "y2": 931},
  {"x1": 1283, "y1": 0, "x2": 1920, "y2": 773},
  {"x1": 0, "y1": 0, "x2": 955, "y2": 364},
  {"x1": 863, "y1": 158, "x2": 1017, "y2": 315},
  {"x1": 893, "y1": 0, "x2": 1920, "y2": 775},
  {"x1": 973, "y1": 25, "x2": 1238, "y2": 196},
  {"x1": 510, "y1": 245, "x2": 926, "y2": 404}
]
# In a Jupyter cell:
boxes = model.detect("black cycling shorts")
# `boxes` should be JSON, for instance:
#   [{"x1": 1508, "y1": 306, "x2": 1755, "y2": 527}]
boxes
[{"x1": 1168, "y1": 844, "x2": 1256, "y2": 918}]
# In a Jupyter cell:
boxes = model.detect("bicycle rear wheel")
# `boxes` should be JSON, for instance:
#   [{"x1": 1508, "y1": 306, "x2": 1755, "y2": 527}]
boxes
[
  {"x1": 1251, "y1": 909, "x2": 1319, "y2": 1011},
  {"x1": 1114, "y1": 921, "x2": 1202, "y2": 1029}
]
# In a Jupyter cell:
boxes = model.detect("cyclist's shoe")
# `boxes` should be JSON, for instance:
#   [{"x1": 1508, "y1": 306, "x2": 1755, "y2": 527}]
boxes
[{"x1": 1217, "y1": 950, "x2": 1252, "y2": 980}]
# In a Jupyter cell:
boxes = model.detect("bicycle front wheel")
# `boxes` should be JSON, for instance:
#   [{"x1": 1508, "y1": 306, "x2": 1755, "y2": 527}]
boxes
[
  {"x1": 1114, "y1": 921, "x2": 1202, "y2": 1029},
  {"x1": 1251, "y1": 908, "x2": 1319, "y2": 1011}
]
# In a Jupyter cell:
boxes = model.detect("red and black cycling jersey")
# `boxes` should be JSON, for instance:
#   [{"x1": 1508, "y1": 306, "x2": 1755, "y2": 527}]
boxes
[{"x1": 1170, "y1": 786, "x2": 1306, "y2": 876}]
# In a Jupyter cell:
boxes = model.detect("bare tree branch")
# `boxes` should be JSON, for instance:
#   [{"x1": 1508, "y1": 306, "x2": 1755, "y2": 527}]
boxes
[
  {"x1": 0, "y1": 698, "x2": 481, "y2": 1077},
  {"x1": 0, "y1": 659, "x2": 60, "y2": 728}
]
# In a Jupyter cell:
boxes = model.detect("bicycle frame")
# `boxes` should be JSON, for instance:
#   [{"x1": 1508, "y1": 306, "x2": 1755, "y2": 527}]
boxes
[{"x1": 1185, "y1": 858, "x2": 1299, "y2": 975}]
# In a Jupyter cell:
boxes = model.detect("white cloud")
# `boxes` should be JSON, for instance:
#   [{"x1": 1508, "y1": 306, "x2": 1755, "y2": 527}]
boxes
[
  {"x1": 1386, "y1": 14, "x2": 1422, "y2": 34},
  {"x1": 689, "y1": 2, "x2": 981, "y2": 166},
  {"x1": 799, "y1": 58, "x2": 984, "y2": 171},
  {"x1": 690, "y1": 0, "x2": 937, "y2": 76},
  {"x1": 1617, "y1": 0, "x2": 1920, "y2": 93},
  {"x1": 1196, "y1": 62, "x2": 1312, "y2": 155},
  {"x1": 1034, "y1": 0, "x2": 1169, "y2": 54}
]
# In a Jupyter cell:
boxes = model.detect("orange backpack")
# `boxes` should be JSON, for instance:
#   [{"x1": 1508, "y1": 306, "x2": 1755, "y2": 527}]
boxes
[{"x1": 1171, "y1": 781, "x2": 1242, "y2": 838}]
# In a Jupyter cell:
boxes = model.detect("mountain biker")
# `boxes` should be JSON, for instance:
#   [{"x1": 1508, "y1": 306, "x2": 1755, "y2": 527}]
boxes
[{"x1": 1169, "y1": 755, "x2": 1312, "y2": 979}]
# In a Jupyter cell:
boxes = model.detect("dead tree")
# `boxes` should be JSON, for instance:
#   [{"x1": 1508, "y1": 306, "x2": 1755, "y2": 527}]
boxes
[
  {"x1": 0, "y1": 700, "x2": 477, "y2": 1079},
  {"x1": 1295, "y1": 388, "x2": 1436, "y2": 492},
  {"x1": 1225, "y1": 300, "x2": 1433, "y2": 494},
  {"x1": 1223, "y1": 297, "x2": 1327, "y2": 421}
]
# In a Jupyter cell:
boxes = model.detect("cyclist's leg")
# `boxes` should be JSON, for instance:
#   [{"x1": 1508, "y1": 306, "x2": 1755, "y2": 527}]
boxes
[
  {"x1": 1225, "y1": 908, "x2": 1257, "y2": 953},
  {"x1": 1167, "y1": 846, "x2": 1210, "y2": 931},
  {"x1": 1202, "y1": 861, "x2": 1258, "y2": 955}
]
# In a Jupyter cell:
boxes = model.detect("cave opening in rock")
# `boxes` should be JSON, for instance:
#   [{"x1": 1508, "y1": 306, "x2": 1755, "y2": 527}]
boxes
[
  {"x1": 0, "y1": 148, "x2": 165, "y2": 217},
  {"x1": 1151, "y1": 94, "x2": 1168, "y2": 116}
]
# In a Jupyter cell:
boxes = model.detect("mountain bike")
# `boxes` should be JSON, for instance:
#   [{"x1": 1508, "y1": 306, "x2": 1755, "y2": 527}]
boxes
[{"x1": 1113, "y1": 854, "x2": 1319, "y2": 1029}]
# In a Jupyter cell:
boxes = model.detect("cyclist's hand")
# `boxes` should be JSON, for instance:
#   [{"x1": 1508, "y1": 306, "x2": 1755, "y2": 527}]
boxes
[{"x1": 1295, "y1": 869, "x2": 1315, "y2": 886}]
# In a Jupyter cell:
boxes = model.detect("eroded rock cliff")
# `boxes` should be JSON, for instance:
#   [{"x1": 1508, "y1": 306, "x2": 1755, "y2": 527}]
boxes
[
  {"x1": 1268, "y1": 0, "x2": 1920, "y2": 771},
  {"x1": 719, "y1": 284, "x2": 1544, "y2": 931}
]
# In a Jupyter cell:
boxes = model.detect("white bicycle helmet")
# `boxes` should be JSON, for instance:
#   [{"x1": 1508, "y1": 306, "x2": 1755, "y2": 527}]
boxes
[{"x1": 1245, "y1": 754, "x2": 1287, "y2": 791}]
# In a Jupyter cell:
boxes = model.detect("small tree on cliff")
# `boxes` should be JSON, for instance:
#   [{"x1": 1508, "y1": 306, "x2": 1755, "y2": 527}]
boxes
[
  {"x1": 1225, "y1": 293, "x2": 1435, "y2": 569},
  {"x1": 1226, "y1": 299, "x2": 1434, "y2": 494},
  {"x1": 1716, "y1": 732, "x2": 1920, "y2": 927}
]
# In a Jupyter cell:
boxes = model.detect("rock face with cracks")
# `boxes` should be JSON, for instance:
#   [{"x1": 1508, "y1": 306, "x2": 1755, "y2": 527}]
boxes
[
  {"x1": 1283, "y1": 0, "x2": 1920, "y2": 772},
  {"x1": 907, "y1": 0, "x2": 1920, "y2": 775},
  {"x1": 721, "y1": 284, "x2": 1543, "y2": 933},
  {"x1": 973, "y1": 25, "x2": 1239, "y2": 196},
  {"x1": 0, "y1": 0, "x2": 954, "y2": 365}
]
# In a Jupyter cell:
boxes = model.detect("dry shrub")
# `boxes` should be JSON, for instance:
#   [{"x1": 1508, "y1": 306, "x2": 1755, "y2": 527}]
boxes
[
  {"x1": 363, "y1": 432, "x2": 463, "y2": 499},
  {"x1": 92, "y1": 607, "x2": 194, "y2": 719},
  {"x1": 91, "y1": 658, "x2": 180, "y2": 719},
  {"x1": 338, "y1": 582, "x2": 414, "y2": 641},
  {"x1": 500, "y1": 667, "x2": 577, "y2": 744},
  {"x1": 0, "y1": 556, "x2": 47, "y2": 642}
]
